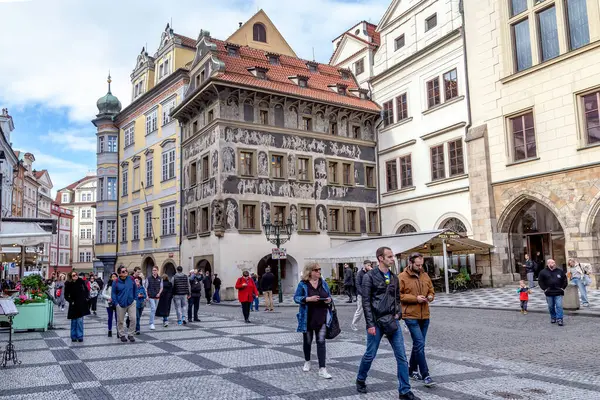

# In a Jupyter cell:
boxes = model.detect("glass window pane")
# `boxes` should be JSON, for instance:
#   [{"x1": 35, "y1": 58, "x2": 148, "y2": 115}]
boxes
[
  {"x1": 566, "y1": 0, "x2": 590, "y2": 50},
  {"x1": 538, "y1": 6, "x2": 559, "y2": 61},
  {"x1": 511, "y1": 0, "x2": 528, "y2": 17},
  {"x1": 588, "y1": 127, "x2": 600, "y2": 144},
  {"x1": 513, "y1": 19, "x2": 532, "y2": 72}
]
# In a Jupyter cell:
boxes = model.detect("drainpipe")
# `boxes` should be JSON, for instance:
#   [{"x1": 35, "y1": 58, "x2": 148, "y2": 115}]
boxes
[
  {"x1": 368, "y1": 80, "x2": 384, "y2": 235},
  {"x1": 178, "y1": 121, "x2": 184, "y2": 269},
  {"x1": 459, "y1": 0, "x2": 472, "y2": 136}
]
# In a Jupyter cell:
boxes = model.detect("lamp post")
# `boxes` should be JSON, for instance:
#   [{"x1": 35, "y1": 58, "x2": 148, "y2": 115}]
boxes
[{"x1": 262, "y1": 215, "x2": 293, "y2": 303}]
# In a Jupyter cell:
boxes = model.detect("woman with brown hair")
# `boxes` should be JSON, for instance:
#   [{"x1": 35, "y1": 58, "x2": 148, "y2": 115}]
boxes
[
  {"x1": 155, "y1": 274, "x2": 173, "y2": 327},
  {"x1": 294, "y1": 262, "x2": 333, "y2": 379}
]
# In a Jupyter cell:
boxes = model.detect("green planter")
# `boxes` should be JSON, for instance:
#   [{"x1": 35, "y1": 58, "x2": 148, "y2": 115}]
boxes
[{"x1": 12, "y1": 299, "x2": 50, "y2": 332}]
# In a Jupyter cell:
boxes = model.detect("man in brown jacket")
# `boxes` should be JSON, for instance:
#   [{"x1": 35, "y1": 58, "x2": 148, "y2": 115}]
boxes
[{"x1": 400, "y1": 252, "x2": 435, "y2": 388}]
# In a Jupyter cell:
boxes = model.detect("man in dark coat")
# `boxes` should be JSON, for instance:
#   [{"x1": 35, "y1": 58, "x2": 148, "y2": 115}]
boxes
[
  {"x1": 538, "y1": 259, "x2": 568, "y2": 326},
  {"x1": 203, "y1": 270, "x2": 213, "y2": 305},
  {"x1": 65, "y1": 271, "x2": 90, "y2": 342},
  {"x1": 343, "y1": 264, "x2": 355, "y2": 303},
  {"x1": 189, "y1": 272, "x2": 203, "y2": 322},
  {"x1": 260, "y1": 267, "x2": 276, "y2": 311},
  {"x1": 212, "y1": 274, "x2": 222, "y2": 303}
]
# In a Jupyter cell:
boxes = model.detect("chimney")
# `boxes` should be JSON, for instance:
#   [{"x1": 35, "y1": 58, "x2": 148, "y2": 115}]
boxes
[{"x1": 239, "y1": 22, "x2": 242, "y2": 28}]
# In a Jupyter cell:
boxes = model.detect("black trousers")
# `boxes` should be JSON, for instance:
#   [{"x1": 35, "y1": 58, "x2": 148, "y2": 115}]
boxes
[
  {"x1": 188, "y1": 297, "x2": 200, "y2": 320},
  {"x1": 345, "y1": 285, "x2": 353, "y2": 301},
  {"x1": 303, "y1": 324, "x2": 327, "y2": 368},
  {"x1": 241, "y1": 302, "x2": 251, "y2": 321},
  {"x1": 90, "y1": 297, "x2": 98, "y2": 312},
  {"x1": 520, "y1": 300, "x2": 528, "y2": 311},
  {"x1": 205, "y1": 289, "x2": 212, "y2": 304}
]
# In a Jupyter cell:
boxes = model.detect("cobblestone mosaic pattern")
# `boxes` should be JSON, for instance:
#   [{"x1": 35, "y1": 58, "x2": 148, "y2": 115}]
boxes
[{"x1": 1, "y1": 306, "x2": 600, "y2": 400}]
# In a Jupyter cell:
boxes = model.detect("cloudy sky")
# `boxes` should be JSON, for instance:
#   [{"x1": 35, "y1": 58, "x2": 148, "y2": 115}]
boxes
[{"x1": 0, "y1": 0, "x2": 389, "y2": 195}]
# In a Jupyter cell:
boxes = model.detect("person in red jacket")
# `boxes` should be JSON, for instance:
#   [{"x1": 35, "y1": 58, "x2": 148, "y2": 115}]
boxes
[{"x1": 235, "y1": 270, "x2": 258, "y2": 323}]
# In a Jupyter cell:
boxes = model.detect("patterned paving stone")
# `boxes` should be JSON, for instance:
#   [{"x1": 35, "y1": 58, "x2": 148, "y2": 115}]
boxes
[
  {"x1": 291, "y1": 341, "x2": 392, "y2": 359},
  {"x1": 249, "y1": 332, "x2": 303, "y2": 345},
  {"x1": 56, "y1": 327, "x2": 111, "y2": 338},
  {"x1": 74, "y1": 342, "x2": 167, "y2": 360},
  {"x1": 189, "y1": 320, "x2": 248, "y2": 328},
  {"x1": 0, "y1": 390, "x2": 79, "y2": 400},
  {"x1": 170, "y1": 336, "x2": 256, "y2": 352},
  {"x1": 9, "y1": 331, "x2": 43, "y2": 341},
  {"x1": 200, "y1": 347, "x2": 304, "y2": 368},
  {"x1": 87, "y1": 355, "x2": 203, "y2": 381},
  {"x1": 12, "y1": 339, "x2": 49, "y2": 350},
  {"x1": 0, "y1": 365, "x2": 69, "y2": 390},
  {"x1": 16, "y1": 349, "x2": 56, "y2": 365},
  {"x1": 104, "y1": 376, "x2": 262, "y2": 400},
  {"x1": 62, "y1": 335, "x2": 131, "y2": 347},
  {"x1": 213, "y1": 325, "x2": 289, "y2": 335},
  {"x1": 145, "y1": 328, "x2": 217, "y2": 340}
]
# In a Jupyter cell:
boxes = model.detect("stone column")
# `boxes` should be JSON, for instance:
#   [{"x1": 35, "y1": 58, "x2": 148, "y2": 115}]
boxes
[{"x1": 465, "y1": 124, "x2": 513, "y2": 286}]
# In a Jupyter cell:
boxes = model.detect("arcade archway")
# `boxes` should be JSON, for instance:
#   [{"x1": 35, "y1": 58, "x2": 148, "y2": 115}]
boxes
[
  {"x1": 257, "y1": 253, "x2": 298, "y2": 294},
  {"x1": 163, "y1": 262, "x2": 176, "y2": 279},
  {"x1": 143, "y1": 257, "x2": 155, "y2": 278},
  {"x1": 196, "y1": 259, "x2": 212, "y2": 275}
]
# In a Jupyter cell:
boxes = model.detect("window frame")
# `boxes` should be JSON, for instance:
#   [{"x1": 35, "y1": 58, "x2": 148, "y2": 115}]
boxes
[
  {"x1": 443, "y1": 69, "x2": 459, "y2": 101},
  {"x1": 385, "y1": 159, "x2": 398, "y2": 192},
  {"x1": 365, "y1": 165, "x2": 376, "y2": 188},
  {"x1": 383, "y1": 100, "x2": 394, "y2": 126},
  {"x1": 120, "y1": 215, "x2": 128, "y2": 243},
  {"x1": 399, "y1": 154, "x2": 413, "y2": 188},
  {"x1": 162, "y1": 148, "x2": 176, "y2": 182},
  {"x1": 327, "y1": 160, "x2": 340, "y2": 186},
  {"x1": 302, "y1": 116, "x2": 313, "y2": 131},
  {"x1": 448, "y1": 139, "x2": 465, "y2": 176},
  {"x1": 425, "y1": 13, "x2": 438, "y2": 32},
  {"x1": 189, "y1": 161, "x2": 198, "y2": 187},
  {"x1": 188, "y1": 208, "x2": 197, "y2": 235},
  {"x1": 367, "y1": 208, "x2": 380, "y2": 234},
  {"x1": 240, "y1": 201, "x2": 260, "y2": 232},
  {"x1": 132, "y1": 213, "x2": 140, "y2": 241},
  {"x1": 507, "y1": 110, "x2": 538, "y2": 162},
  {"x1": 200, "y1": 205, "x2": 210, "y2": 233},
  {"x1": 269, "y1": 152, "x2": 287, "y2": 180},
  {"x1": 145, "y1": 108, "x2": 158, "y2": 135},
  {"x1": 344, "y1": 207, "x2": 360, "y2": 234},
  {"x1": 145, "y1": 210, "x2": 153, "y2": 239},
  {"x1": 430, "y1": 144, "x2": 446, "y2": 181},
  {"x1": 270, "y1": 203, "x2": 289, "y2": 227},
  {"x1": 298, "y1": 204, "x2": 316, "y2": 232},
  {"x1": 121, "y1": 166, "x2": 128, "y2": 196},
  {"x1": 580, "y1": 90, "x2": 600, "y2": 146},
  {"x1": 238, "y1": 149, "x2": 257, "y2": 178},
  {"x1": 396, "y1": 93, "x2": 408, "y2": 121},
  {"x1": 146, "y1": 157, "x2": 154, "y2": 187},
  {"x1": 297, "y1": 156, "x2": 313, "y2": 182},
  {"x1": 354, "y1": 58, "x2": 365, "y2": 75},
  {"x1": 426, "y1": 77, "x2": 441, "y2": 109},
  {"x1": 342, "y1": 162, "x2": 355, "y2": 186},
  {"x1": 394, "y1": 34, "x2": 405, "y2": 50},
  {"x1": 201, "y1": 153, "x2": 210, "y2": 182},
  {"x1": 327, "y1": 206, "x2": 343, "y2": 233},
  {"x1": 161, "y1": 204, "x2": 176, "y2": 236},
  {"x1": 253, "y1": 23, "x2": 267, "y2": 43}
]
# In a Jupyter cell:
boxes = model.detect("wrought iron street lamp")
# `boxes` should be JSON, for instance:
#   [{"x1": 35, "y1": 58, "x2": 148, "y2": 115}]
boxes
[{"x1": 262, "y1": 215, "x2": 294, "y2": 303}]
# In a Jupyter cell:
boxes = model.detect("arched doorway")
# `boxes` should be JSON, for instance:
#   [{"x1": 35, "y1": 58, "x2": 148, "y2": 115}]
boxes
[
  {"x1": 196, "y1": 259, "x2": 211, "y2": 275},
  {"x1": 508, "y1": 200, "x2": 565, "y2": 278},
  {"x1": 163, "y1": 262, "x2": 176, "y2": 279},
  {"x1": 257, "y1": 253, "x2": 298, "y2": 294},
  {"x1": 143, "y1": 257, "x2": 155, "y2": 279}
]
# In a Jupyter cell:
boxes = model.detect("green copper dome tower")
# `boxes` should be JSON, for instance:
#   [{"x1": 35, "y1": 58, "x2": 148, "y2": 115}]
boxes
[{"x1": 96, "y1": 74, "x2": 122, "y2": 115}]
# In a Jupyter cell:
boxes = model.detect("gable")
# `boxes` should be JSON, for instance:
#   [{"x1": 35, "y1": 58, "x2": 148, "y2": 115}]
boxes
[
  {"x1": 36, "y1": 170, "x2": 53, "y2": 188},
  {"x1": 378, "y1": 0, "x2": 420, "y2": 31},
  {"x1": 330, "y1": 35, "x2": 369, "y2": 66},
  {"x1": 226, "y1": 9, "x2": 297, "y2": 57}
]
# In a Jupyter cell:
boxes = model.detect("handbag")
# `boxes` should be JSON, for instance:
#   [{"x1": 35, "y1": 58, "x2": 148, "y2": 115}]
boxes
[
  {"x1": 376, "y1": 274, "x2": 399, "y2": 336},
  {"x1": 325, "y1": 301, "x2": 341, "y2": 339}
]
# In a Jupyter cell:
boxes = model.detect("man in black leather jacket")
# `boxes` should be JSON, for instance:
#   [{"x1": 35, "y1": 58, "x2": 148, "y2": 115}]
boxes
[{"x1": 356, "y1": 247, "x2": 419, "y2": 400}]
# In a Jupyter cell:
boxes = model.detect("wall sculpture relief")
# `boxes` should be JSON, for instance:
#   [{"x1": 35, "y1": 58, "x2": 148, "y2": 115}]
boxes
[
  {"x1": 317, "y1": 204, "x2": 327, "y2": 231},
  {"x1": 211, "y1": 149, "x2": 219, "y2": 177},
  {"x1": 288, "y1": 154, "x2": 296, "y2": 179},
  {"x1": 183, "y1": 127, "x2": 218, "y2": 160},
  {"x1": 258, "y1": 151, "x2": 268, "y2": 176},
  {"x1": 261, "y1": 202, "x2": 270, "y2": 226},
  {"x1": 222, "y1": 147, "x2": 235, "y2": 173},
  {"x1": 212, "y1": 200, "x2": 224, "y2": 228},
  {"x1": 290, "y1": 204, "x2": 298, "y2": 230},
  {"x1": 225, "y1": 199, "x2": 238, "y2": 230}
]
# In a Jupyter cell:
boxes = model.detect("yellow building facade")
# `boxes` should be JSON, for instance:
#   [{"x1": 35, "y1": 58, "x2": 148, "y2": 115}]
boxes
[{"x1": 113, "y1": 24, "x2": 194, "y2": 278}]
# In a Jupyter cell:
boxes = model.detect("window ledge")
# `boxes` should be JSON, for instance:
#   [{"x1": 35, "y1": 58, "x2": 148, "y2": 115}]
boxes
[
  {"x1": 426, "y1": 173, "x2": 468, "y2": 187},
  {"x1": 145, "y1": 129, "x2": 158, "y2": 137},
  {"x1": 144, "y1": 237, "x2": 154, "y2": 241},
  {"x1": 382, "y1": 186, "x2": 416, "y2": 197},
  {"x1": 199, "y1": 231, "x2": 211, "y2": 237},
  {"x1": 162, "y1": 120, "x2": 175, "y2": 128},
  {"x1": 160, "y1": 234, "x2": 176, "y2": 238},
  {"x1": 379, "y1": 117, "x2": 413, "y2": 133},
  {"x1": 367, "y1": 232, "x2": 381, "y2": 236},
  {"x1": 240, "y1": 175, "x2": 258, "y2": 179},
  {"x1": 202, "y1": 178, "x2": 210, "y2": 183},
  {"x1": 577, "y1": 142, "x2": 600, "y2": 152},
  {"x1": 124, "y1": 144, "x2": 135, "y2": 150},
  {"x1": 239, "y1": 229, "x2": 262, "y2": 235},
  {"x1": 132, "y1": 189, "x2": 140, "y2": 194},
  {"x1": 145, "y1": 184, "x2": 154, "y2": 189},
  {"x1": 121, "y1": 194, "x2": 129, "y2": 198},
  {"x1": 131, "y1": 239, "x2": 140, "y2": 243},
  {"x1": 120, "y1": 241, "x2": 128, "y2": 244},
  {"x1": 187, "y1": 233, "x2": 198, "y2": 239},
  {"x1": 501, "y1": 40, "x2": 600, "y2": 84},
  {"x1": 422, "y1": 95, "x2": 465, "y2": 115},
  {"x1": 505, "y1": 157, "x2": 540, "y2": 167},
  {"x1": 161, "y1": 177, "x2": 176, "y2": 183},
  {"x1": 297, "y1": 230, "x2": 320, "y2": 235}
]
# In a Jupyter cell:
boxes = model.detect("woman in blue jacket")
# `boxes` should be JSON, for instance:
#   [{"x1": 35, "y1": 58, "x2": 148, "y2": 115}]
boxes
[
  {"x1": 294, "y1": 262, "x2": 333, "y2": 380},
  {"x1": 134, "y1": 277, "x2": 147, "y2": 335}
]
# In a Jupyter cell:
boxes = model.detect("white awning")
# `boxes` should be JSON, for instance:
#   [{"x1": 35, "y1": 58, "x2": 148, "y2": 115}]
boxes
[
  {"x1": 0, "y1": 221, "x2": 53, "y2": 246},
  {"x1": 309, "y1": 230, "x2": 493, "y2": 263}
]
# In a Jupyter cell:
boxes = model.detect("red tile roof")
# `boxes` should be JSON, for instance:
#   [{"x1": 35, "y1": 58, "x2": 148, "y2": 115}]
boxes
[
  {"x1": 175, "y1": 33, "x2": 196, "y2": 49},
  {"x1": 366, "y1": 23, "x2": 381, "y2": 47},
  {"x1": 210, "y1": 39, "x2": 379, "y2": 113},
  {"x1": 34, "y1": 170, "x2": 46, "y2": 179},
  {"x1": 54, "y1": 175, "x2": 96, "y2": 204}
]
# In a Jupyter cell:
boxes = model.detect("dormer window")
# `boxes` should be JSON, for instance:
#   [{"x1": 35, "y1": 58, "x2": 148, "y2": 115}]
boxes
[
  {"x1": 359, "y1": 91, "x2": 368, "y2": 100},
  {"x1": 337, "y1": 85, "x2": 347, "y2": 96},
  {"x1": 267, "y1": 53, "x2": 280, "y2": 65},
  {"x1": 299, "y1": 78, "x2": 308, "y2": 88},
  {"x1": 248, "y1": 67, "x2": 268, "y2": 80},
  {"x1": 226, "y1": 44, "x2": 240, "y2": 57},
  {"x1": 306, "y1": 62, "x2": 318, "y2": 73},
  {"x1": 340, "y1": 70, "x2": 350, "y2": 80}
]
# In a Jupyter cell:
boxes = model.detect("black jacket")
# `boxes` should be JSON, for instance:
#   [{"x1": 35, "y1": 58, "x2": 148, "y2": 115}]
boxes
[
  {"x1": 260, "y1": 272, "x2": 275, "y2": 291},
  {"x1": 190, "y1": 278, "x2": 203, "y2": 298},
  {"x1": 343, "y1": 267, "x2": 354, "y2": 286},
  {"x1": 155, "y1": 281, "x2": 173, "y2": 317},
  {"x1": 65, "y1": 279, "x2": 91, "y2": 320},
  {"x1": 203, "y1": 276, "x2": 212, "y2": 290},
  {"x1": 172, "y1": 272, "x2": 191, "y2": 296},
  {"x1": 525, "y1": 259, "x2": 535, "y2": 273},
  {"x1": 355, "y1": 269, "x2": 366, "y2": 297},
  {"x1": 538, "y1": 267, "x2": 568, "y2": 297},
  {"x1": 361, "y1": 268, "x2": 401, "y2": 329},
  {"x1": 213, "y1": 277, "x2": 221, "y2": 289}
]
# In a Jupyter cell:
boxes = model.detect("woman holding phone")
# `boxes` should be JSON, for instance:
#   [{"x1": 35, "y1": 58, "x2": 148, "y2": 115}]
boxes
[{"x1": 293, "y1": 262, "x2": 333, "y2": 380}]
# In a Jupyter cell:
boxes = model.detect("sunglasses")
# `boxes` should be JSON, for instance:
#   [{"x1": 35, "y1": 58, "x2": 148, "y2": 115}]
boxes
[
  {"x1": 312, "y1": 268, "x2": 321, "y2": 272},
  {"x1": 119, "y1": 271, "x2": 128, "y2": 274}
]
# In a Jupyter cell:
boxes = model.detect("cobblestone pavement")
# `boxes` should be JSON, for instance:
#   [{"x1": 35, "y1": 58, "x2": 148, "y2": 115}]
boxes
[
  {"x1": 228, "y1": 287, "x2": 600, "y2": 316},
  {"x1": 2, "y1": 304, "x2": 600, "y2": 400}
]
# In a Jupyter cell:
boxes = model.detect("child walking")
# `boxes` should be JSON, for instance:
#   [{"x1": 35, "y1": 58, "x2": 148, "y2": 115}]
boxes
[{"x1": 517, "y1": 280, "x2": 532, "y2": 314}]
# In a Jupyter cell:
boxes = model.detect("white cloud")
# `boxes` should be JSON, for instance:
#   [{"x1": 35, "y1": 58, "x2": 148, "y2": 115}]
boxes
[
  {"x1": 0, "y1": 0, "x2": 388, "y2": 124},
  {"x1": 41, "y1": 127, "x2": 97, "y2": 152}
]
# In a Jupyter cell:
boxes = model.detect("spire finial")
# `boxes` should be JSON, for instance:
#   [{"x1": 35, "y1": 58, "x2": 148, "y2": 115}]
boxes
[{"x1": 107, "y1": 71, "x2": 112, "y2": 93}]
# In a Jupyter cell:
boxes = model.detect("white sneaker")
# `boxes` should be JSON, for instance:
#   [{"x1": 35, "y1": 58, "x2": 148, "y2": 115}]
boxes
[
  {"x1": 302, "y1": 361, "x2": 311, "y2": 372},
  {"x1": 351, "y1": 324, "x2": 358, "y2": 331},
  {"x1": 318, "y1": 368, "x2": 332, "y2": 379},
  {"x1": 149, "y1": 324, "x2": 155, "y2": 330}
]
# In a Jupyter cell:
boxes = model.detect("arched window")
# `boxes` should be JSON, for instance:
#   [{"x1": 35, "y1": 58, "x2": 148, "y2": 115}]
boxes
[
  {"x1": 440, "y1": 217, "x2": 467, "y2": 233},
  {"x1": 274, "y1": 104, "x2": 284, "y2": 127},
  {"x1": 396, "y1": 224, "x2": 417, "y2": 234},
  {"x1": 253, "y1": 23, "x2": 267, "y2": 43},
  {"x1": 244, "y1": 100, "x2": 254, "y2": 122}
]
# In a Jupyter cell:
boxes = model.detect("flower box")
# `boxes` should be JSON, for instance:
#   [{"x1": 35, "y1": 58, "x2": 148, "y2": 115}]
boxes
[{"x1": 12, "y1": 299, "x2": 50, "y2": 332}]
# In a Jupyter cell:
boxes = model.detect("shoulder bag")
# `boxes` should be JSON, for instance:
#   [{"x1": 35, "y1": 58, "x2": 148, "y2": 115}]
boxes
[
  {"x1": 376, "y1": 274, "x2": 399, "y2": 336},
  {"x1": 325, "y1": 300, "x2": 341, "y2": 339}
]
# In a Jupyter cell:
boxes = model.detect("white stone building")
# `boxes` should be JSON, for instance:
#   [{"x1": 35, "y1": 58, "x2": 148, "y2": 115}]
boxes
[
  {"x1": 329, "y1": 21, "x2": 381, "y2": 89},
  {"x1": 369, "y1": 0, "x2": 472, "y2": 270},
  {"x1": 55, "y1": 174, "x2": 97, "y2": 274},
  {"x1": 0, "y1": 108, "x2": 17, "y2": 220}
]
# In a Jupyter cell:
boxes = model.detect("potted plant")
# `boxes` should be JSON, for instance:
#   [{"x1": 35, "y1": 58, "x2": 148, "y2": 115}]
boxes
[{"x1": 12, "y1": 274, "x2": 51, "y2": 332}]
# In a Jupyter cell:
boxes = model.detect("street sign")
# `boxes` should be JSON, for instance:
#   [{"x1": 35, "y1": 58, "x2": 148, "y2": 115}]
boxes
[{"x1": 271, "y1": 248, "x2": 287, "y2": 260}]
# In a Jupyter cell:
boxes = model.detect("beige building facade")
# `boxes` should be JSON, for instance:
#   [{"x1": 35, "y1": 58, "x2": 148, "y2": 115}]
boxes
[{"x1": 464, "y1": 0, "x2": 600, "y2": 285}]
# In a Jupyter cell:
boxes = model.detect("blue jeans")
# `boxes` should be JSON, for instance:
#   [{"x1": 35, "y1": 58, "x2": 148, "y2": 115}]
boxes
[
  {"x1": 253, "y1": 296, "x2": 259, "y2": 311},
  {"x1": 213, "y1": 288, "x2": 221, "y2": 303},
  {"x1": 136, "y1": 307, "x2": 144, "y2": 332},
  {"x1": 148, "y1": 298, "x2": 158, "y2": 325},
  {"x1": 70, "y1": 317, "x2": 84, "y2": 340},
  {"x1": 571, "y1": 278, "x2": 589, "y2": 305},
  {"x1": 546, "y1": 295, "x2": 564, "y2": 320},
  {"x1": 106, "y1": 307, "x2": 117, "y2": 331},
  {"x1": 404, "y1": 318, "x2": 430, "y2": 378},
  {"x1": 357, "y1": 320, "x2": 411, "y2": 395}
]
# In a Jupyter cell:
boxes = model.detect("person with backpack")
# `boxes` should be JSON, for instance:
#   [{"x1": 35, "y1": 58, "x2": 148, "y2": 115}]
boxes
[
  {"x1": 203, "y1": 270, "x2": 213, "y2": 305},
  {"x1": 260, "y1": 268, "x2": 275, "y2": 312},
  {"x1": 134, "y1": 277, "x2": 147, "y2": 335},
  {"x1": 89, "y1": 276, "x2": 100, "y2": 316},
  {"x1": 356, "y1": 247, "x2": 419, "y2": 400},
  {"x1": 189, "y1": 273, "x2": 203, "y2": 322},
  {"x1": 112, "y1": 266, "x2": 137, "y2": 343},
  {"x1": 212, "y1": 274, "x2": 222, "y2": 304}
]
